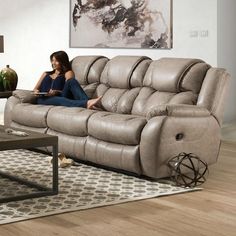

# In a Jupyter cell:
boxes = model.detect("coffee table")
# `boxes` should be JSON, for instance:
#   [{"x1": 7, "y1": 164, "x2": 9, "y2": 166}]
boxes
[{"x1": 0, "y1": 125, "x2": 58, "y2": 203}]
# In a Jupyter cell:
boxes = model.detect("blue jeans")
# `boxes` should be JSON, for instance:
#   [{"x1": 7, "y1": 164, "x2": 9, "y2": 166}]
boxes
[{"x1": 37, "y1": 78, "x2": 89, "y2": 108}]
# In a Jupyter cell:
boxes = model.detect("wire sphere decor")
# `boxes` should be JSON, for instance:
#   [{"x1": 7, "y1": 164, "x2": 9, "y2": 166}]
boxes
[{"x1": 168, "y1": 152, "x2": 209, "y2": 188}]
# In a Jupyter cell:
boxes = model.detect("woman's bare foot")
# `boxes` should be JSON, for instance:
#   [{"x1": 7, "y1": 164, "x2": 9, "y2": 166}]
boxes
[{"x1": 87, "y1": 96, "x2": 102, "y2": 109}]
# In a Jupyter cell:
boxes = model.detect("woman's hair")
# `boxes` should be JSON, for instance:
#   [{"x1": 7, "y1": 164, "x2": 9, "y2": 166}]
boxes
[{"x1": 48, "y1": 51, "x2": 72, "y2": 75}]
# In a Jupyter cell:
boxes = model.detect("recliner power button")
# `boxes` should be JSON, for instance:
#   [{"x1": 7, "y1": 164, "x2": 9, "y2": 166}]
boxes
[{"x1": 176, "y1": 133, "x2": 184, "y2": 141}]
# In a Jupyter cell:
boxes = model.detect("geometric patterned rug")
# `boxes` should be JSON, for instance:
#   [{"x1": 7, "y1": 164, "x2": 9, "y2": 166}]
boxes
[{"x1": 0, "y1": 149, "x2": 201, "y2": 225}]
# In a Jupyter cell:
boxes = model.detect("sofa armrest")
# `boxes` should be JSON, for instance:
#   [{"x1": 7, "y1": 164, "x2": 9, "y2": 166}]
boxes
[
  {"x1": 166, "y1": 104, "x2": 211, "y2": 117},
  {"x1": 12, "y1": 89, "x2": 37, "y2": 104},
  {"x1": 146, "y1": 104, "x2": 210, "y2": 120},
  {"x1": 140, "y1": 114, "x2": 220, "y2": 178}
]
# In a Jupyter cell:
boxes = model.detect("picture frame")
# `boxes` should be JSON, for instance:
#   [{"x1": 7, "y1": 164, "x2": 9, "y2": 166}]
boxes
[{"x1": 70, "y1": 0, "x2": 173, "y2": 49}]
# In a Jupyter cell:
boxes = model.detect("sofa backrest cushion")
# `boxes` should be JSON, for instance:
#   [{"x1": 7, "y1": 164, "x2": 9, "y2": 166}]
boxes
[
  {"x1": 100, "y1": 56, "x2": 151, "y2": 89},
  {"x1": 143, "y1": 58, "x2": 210, "y2": 93},
  {"x1": 95, "y1": 56, "x2": 151, "y2": 113},
  {"x1": 131, "y1": 89, "x2": 198, "y2": 116},
  {"x1": 71, "y1": 56, "x2": 109, "y2": 98},
  {"x1": 131, "y1": 58, "x2": 210, "y2": 116}
]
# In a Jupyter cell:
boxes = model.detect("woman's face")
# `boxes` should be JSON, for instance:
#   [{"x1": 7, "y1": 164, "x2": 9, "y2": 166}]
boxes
[{"x1": 51, "y1": 56, "x2": 61, "y2": 71}]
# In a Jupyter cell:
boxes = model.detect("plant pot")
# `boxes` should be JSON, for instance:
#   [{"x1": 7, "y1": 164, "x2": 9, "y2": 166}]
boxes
[
  {"x1": 0, "y1": 65, "x2": 18, "y2": 91},
  {"x1": 0, "y1": 73, "x2": 4, "y2": 91}
]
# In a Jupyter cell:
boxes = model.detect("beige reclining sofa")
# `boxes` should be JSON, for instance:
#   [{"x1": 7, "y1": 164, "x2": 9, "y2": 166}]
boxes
[{"x1": 4, "y1": 55, "x2": 230, "y2": 178}]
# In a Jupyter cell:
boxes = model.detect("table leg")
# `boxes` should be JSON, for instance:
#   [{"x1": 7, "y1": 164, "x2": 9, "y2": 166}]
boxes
[
  {"x1": 0, "y1": 145, "x2": 59, "y2": 203},
  {"x1": 52, "y1": 143, "x2": 58, "y2": 194}
]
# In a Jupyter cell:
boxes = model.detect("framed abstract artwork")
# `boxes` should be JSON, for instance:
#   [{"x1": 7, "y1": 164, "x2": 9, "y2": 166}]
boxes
[{"x1": 70, "y1": 0, "x2": 173, "y2": 49}]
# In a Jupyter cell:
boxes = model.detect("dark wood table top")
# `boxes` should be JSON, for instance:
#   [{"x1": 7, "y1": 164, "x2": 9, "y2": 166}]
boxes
[
  {"x1": 0, "y1": 125, "x2": 58, "y2": 151},
  {"x1": 0, "y1": 91, "x2": 13, "y2": 99}
]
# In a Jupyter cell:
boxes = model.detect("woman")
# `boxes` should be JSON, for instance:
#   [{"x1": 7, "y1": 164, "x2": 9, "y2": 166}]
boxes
[{"x1": 33, "y1": 51, "x2": 102, "y2": 109}]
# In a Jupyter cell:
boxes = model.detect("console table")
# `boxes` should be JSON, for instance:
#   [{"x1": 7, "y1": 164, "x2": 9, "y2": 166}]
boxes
[{"x1": 0, "y1": 91, "x2": 12, "y2": 99}]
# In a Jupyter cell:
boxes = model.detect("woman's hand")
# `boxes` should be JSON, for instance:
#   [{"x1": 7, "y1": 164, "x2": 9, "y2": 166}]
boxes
[
  {"x1": 48, "y1": 89, "x2": 57, "y2": 96},
  {"x1": 32, "y1": 89, "x2": 40, "y2": 96}
]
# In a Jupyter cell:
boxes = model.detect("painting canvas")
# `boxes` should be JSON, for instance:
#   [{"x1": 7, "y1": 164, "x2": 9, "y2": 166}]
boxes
[{"x1": 70, "y1": 0, "x2": 172, "y2": 49}]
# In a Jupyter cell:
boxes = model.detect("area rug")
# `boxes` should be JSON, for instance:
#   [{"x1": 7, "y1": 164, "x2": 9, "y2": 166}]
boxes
[{"x1": 0, "y1": 149, "x2": 201, "y2": 225}]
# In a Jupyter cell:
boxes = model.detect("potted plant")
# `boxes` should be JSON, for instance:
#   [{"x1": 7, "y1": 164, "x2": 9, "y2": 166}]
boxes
[
  {"x1": 0, "y1": 65, "x2": 18, "y2": 91},
  {"x1": 0, "y1": 71, "x2": 5, "y2": 91}
]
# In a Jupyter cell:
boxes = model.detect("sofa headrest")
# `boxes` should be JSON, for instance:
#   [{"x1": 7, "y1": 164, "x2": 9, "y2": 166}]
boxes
[
  {"x1": 143, "y1": 58, "x2": 210, "y2": 93},
  {"x1": 71, "y1": 56, "x2": 108, "y2": 85},
  {"x1": 100, "y1": 56, "x2": 151, "y2": 89}
]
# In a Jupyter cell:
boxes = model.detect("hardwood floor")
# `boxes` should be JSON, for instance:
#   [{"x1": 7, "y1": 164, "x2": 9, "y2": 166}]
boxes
[
  {"x1": 0, "y1": 141, "x2": 235, "y2": 236},
  {"x1": 221, "y1": 121, "x2": 236, "y2": 142}
]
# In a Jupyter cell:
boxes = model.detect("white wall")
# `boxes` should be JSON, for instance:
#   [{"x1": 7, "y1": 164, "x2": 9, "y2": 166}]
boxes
[
  {"x1": 0, "y1": 0, "x2": 217, "y2": 113},
  {"x1": 217, "y1": 0, "x2": 236, "y2": 123}
]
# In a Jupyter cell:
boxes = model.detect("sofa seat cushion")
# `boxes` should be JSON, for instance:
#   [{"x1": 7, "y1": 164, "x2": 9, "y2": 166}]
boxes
[
  {"x1": 11, "y1": 103, "x2": 53, "y2": 128},
  {"x1": 47, "y1": 129, "x2": 87, "y2": 160},
  {"x1": 47, "y1": 106, "x2": 96, "y2": 136},
  {"x1": 88, "y1": 111, "x2": 147, "y2": 145},
  {"x1": 85, "y1": 136, "x2": 141, "y2": 174}
]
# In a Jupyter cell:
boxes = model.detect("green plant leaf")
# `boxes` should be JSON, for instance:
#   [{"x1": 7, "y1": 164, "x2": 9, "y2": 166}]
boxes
[
  {"x1": 3, "y1": 78, "x2": 11, "y2": 90},
  {"x1": 0, "y1": 72, "x2": 5, "y2": 91}
]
